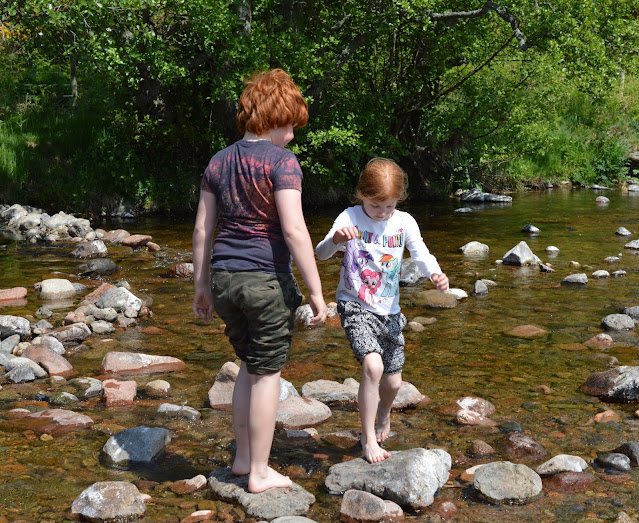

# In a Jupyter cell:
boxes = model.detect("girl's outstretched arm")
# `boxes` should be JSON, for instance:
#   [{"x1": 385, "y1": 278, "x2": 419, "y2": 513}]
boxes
[
  {"x1": 192, "y1": 190, "x2": 218, "y2": 323},
  {"x1": 275, "y1": 189, "x2": 327, "y2": 325}
]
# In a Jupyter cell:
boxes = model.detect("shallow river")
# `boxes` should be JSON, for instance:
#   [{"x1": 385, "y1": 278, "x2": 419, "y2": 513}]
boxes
[{"x1": 2, "y1": 188, "x2": 639, "y2": 522}]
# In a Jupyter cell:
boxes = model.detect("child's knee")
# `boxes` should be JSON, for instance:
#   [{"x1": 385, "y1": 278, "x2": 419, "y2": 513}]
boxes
[{"x1": 362, "y1": 352, "x2": 384, "y2": 380}]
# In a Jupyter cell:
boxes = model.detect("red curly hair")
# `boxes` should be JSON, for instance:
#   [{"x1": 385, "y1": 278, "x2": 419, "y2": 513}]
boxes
[
  {"x1": 355, "y1": 158, "x2": 408, "y2": 203},
  {"x1": 236, "y1": 68, "x2": 309, "y2": 136}
]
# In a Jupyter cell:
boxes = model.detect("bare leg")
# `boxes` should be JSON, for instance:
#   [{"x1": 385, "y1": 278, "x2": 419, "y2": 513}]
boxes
[
  {"x1": 376, "y1": 372, "x2": 401, "y2": 442},
  {"x1": 231, "y1": 363, "x2": 250, "y2": 476},
  {"x1": 359, "y1": 353, "x2": 391, "y2": 463},
  {"x1": 246, "y1": 371, "x2": 292, "y2": 493}
]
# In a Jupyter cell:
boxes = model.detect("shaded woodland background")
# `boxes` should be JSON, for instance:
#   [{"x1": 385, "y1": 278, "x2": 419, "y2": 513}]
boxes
[{"x1": 1, "y1": 0, "x2": 638, "y2": 215}]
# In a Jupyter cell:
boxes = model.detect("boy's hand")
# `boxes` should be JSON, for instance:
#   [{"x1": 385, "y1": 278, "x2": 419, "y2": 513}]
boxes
[
  {"x1": 193, "y1": 289, "x2": 215, "y2": 324},
  {"x1": 308, "y1": 293, "x2": 327, "y2": 326},
  {"x1": 333, "y1": 227, "x2": 359, "y2": 244},
  {"x1": 431, "y1": 273, "x2": 449, "y2": 293}
]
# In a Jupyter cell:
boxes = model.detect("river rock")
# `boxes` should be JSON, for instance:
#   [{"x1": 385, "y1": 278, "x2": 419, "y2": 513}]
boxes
[
  {"x1": 71, "y1": 481, "x2": 145, "y2": 521},
  {"x1": 155, "y1": 403, "x2": 201, "y2": 422},
  {"x1": 0, "y1": 334, "x2": 20, "y2": 354},
  {"x1": 101, "y1": 351, "x2": 186, "y2": 375},
  {"x1": 459, "y1": 241, "x2": 489, "y2": 255},
  {"x1": 39, "y1": 278, "x2": 76, "y2": 301},
  {"x1": 596, "y1": 452, "x2": 631, "y2": 472},
  {"x1": 456, "y1": 410, "x2": 497, "y2": 427},
  {"x1": 536, "y1": 454, "x2": 589, "y2": 476},
  {"x1": 102, "y1": 426, "x2": 171, "y2": 468},
  {"x1": 83, "y1": 282, "x2": 115, "y2": 304},
  {"x1": 392, "y1": 381, "x2": 426, "y2": 410},
  {"x1": 0, "y1": 287, "x2": 27, "y2": 302},
  {"x1": 31, "y1": 335, "x2": 65, "y2": 354},
  {"x1": 503, "y1": 432, "x2": 548, "y2": 462},
  {"x1": 506, "y1": 324, "x2": 549, "y2": 338},
  {"x1": 0, "y1": 315, "x2": 31, "y2": 340},
  {"x1": 340, "y1": 489, "x2": 404, "y2": 523},
  {"x1": 122, "y1": 234, "x2": 153, "y2": 249},
  {"x1": 455, "y1": 207, "x2": 473, "y2": 213},
  {"x1": 616, "y1": 227, "x2": 632, "y2": 236},
  {"x1": 502, "y1": 241, "x2": 541, "y2": 266},
  {"x1": 23, "y1": 344, "x2": 74, "y2": 377},
  {"x1": 67, "y1": 377, "x2": 103, "y2": 398},
  {"x1": 49, "y1": 322, "x2": 92, "y2": 343},
  {"x1": 170, "y1": 474, "x2": 208, "y2": 494},
  {"x1": 322, "y1": 429, "x2": 360, "y2": 448},
  {"x1": 6, "y1": 408, "x2": 93, "y2": 435},
  {"x1": 208, "y1": 361, "x2": 240, "y2": 408},
  {"x1": 96, "y1": 287, "x2": 142, "y2": 312},
  {"x1": 602, "y1": 314, "x2": 635, "y2": 331},
  {"x1": 399, "y1": 258, "x2": 427, "y2": 285},
  {"x1": 301, "y1": 379, "x2": 359, "y2": 405},
  {"x1": 473, "y1": 280, "x2": 489, "y2": 296},
  {"x1": 70, "y1": 240, "x2": 108, "y2": 258},
  {"x1": 542, "y1": 471, "x2": 596, "y2": 493},
  {"x1": 169, "y1": 262, "x2": 194, "y2": 278},
  {"x1": 624, "y1": 240, "x2": 639, "y2": 250},
  {"x1": 414, "y1": 289, "x2": 458, "y2": 309},
  {"x1": 596, "y1": 196, "x2": 610, "y2": 204},
  {"x1": 545, "y1": 246, "x2": 560, "y2": 253},
  {"x1": 473, "y1": 461, "x2": 542, "y2": 504},
  {"x1": 592, "y1": 270, "x2": 610, "y2": 279},
  {"x1": 276, "y1": 397, "x2": 332, "y2": 430},
  {"x1": 581, "y1": 366, "x2": 639, "y2": 401},
  {"x1": 77, "y1": 258, "x2": 119, "y2": 277},
  {"x1": 442, "y1": 396, "x2": 496, "y2": 417},
  {"x1": 562, "y1": 273, "x2": 588, "y2": 285},
  {"x1": 447, "y1": 288, "x2": 468, "y2": 300},
  {"x1": 469, "y1": 440, "x2": 495, "y2": 458},
  {"x1": 102, "y1": 378, "x2": 137, "y2": 406},
  {"x1": 325, "y1": 448, "x2": 451, "y2": 509},
  {"x1": 0, "y1": 353, "x2": 47, "y2": 377},
  {"x1": 208, "y1": 468, "x2": 315, "y2": 520},
  {"x1": 522, "y1": 224, "x2": 540, "y2": 234},
  {"x1": 101, "y1": 229, "x2": 131, "y2": 242},
  {"x1": 613, "y1": 442, "x2": 639, "y2": 465},
  {"x1": 93, "y1": 306, "x2": 118, "y2": 322},
  {"x1": 91, "y1": 320, "x2": 116, "y2": 334},
  {"x1": 146, "y1": 379, "x2": 171, "y2": 397}
]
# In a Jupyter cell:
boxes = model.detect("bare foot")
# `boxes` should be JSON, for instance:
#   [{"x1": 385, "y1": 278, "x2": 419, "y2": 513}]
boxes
[
  {"x1": 375, "y1": 407, "x2": 391, "y2": 443},
  {"x1": 361, "y1": 433, "x2": 391, "y2": 463},
  {"x1": 248, "y1": 467, "x2": 292, "y2": 493},
  {"x1": 231, "y1": 457, "x2": 249, "y2": 476}
]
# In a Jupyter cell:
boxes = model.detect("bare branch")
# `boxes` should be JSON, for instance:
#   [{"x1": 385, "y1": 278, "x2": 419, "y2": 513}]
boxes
[{"x1": 428, "y1": 1, "x2": 528, "y2": 51}]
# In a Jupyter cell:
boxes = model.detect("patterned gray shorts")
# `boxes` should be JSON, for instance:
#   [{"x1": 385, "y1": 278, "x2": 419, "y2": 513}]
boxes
[{"x1": 337, "y1": 300, "x2": 407, "y2": 375}]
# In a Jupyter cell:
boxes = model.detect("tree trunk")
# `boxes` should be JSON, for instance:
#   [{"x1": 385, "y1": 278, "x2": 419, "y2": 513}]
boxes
[{"x1": 70, "y1": 56, "x2": 78, "y2": 109}]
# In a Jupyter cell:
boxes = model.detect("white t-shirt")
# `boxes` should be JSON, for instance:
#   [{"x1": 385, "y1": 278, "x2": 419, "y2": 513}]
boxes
[{"x1": 315, "y1": 205, "x2": 442, "y2": 315}]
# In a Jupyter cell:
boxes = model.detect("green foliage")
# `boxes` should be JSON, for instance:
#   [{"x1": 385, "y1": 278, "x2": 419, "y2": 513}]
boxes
[{"x1": 1, "y1": 0, "x2": 639, "y2": 212}]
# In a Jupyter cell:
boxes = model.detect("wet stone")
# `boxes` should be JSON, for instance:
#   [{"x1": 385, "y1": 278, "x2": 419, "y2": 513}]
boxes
[
  {"x1": 208, "y1": 468, "x2": 315, "y2": 520},
  {"x1": 503, "y1": 432, "x2": 548, "y2": 462},
  {"x1": 596, "y1": 452, "x2": 631, "y2": 472},
  {"x1": 473, "y1": 461, "x2": 542, "y2": 504},
  {"x1": 71, "y1": 481, "x2": 145, "y2": 521},
  {"x1": 102, "y1": 426, "x2": 171, "y2": 468},
  {"x1": 542, "y1": 471, "x2": 596, "y2": 493}
]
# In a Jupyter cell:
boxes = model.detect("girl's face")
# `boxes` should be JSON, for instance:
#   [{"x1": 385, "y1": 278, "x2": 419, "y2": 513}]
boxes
[
  {"x1": 269, "y1": 124, "x2": 294, "y2": 147},
  {"x1": 362, "y1": 198, "x2": 398, "y2": 222}
]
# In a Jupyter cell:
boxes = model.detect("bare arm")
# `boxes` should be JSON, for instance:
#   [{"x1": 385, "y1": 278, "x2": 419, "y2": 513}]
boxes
[
  {"x1": 275, "y1": 189, "x2": 327, "y2": 325},
  {"x1": 192, "y1": 189, "x2": 218, "y2": 323}
]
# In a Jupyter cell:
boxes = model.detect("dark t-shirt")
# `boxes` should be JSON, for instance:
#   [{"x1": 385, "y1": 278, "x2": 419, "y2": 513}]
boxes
[{"x1": 201, "y1": 140, "x2": 303, "y2": 273}]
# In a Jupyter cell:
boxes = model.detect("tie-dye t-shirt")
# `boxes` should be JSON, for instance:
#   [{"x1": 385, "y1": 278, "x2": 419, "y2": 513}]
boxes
[{"x1": 201, "y1": 140, "x2": 303, "y2": 273}]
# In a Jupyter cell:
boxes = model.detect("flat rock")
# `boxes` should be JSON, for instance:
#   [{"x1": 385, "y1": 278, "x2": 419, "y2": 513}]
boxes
[
  {"x1": 301, "y1": 379, "x2": 358, "y2": 405},
  {"x1": 6, "y1": 408, "x2": 93, "y2": 435},
  {"x1": 325, "y1": 448, "x2": 451, "y2": 509},
  {"x1": 505, "y1": 325, "x2": 549, "y2": 338},
  {"x1": 414, "y1": 290, "x2": 458, "y2": 309},
  {"x1": 542, "y1": 471, "x2": 596, "y2": 493},
  {"x1": 23, "y1": 345, "x2": 74, "y2": 377},
  {"x1": 40, "y1": 278, "x2": 76, "y2": 301},
  {"x1": 71, "y1": 481, "x2": 145, "y2": 521},
  {"x1": 474, "y1": 461, "x2": 542, "y2": 504},
  {"x1": 101, "y1": 351, "x2": 186, "y2": 375},
  {"x1": 208, "y1": 468, "x2": 315, "y2": 520},
  {"x1": 0, "y1": 287, "x2": 27, "y2": 302},
  {"x1": 276, "y1": 397, "x2": 332, "y2": 430},
  {"x1": 122, "y1": 234, "x2": 153, "y2": 249}
]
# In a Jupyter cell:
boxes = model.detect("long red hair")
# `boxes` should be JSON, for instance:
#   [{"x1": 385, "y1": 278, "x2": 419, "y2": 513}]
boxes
[{"x1": 236, "y1": 69, "x2": 308, "y2": 135}]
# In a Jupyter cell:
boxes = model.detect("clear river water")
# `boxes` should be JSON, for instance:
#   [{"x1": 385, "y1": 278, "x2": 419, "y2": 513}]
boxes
[{"x1": 2, "y1": 187, "x2": 639, "y2": 522}]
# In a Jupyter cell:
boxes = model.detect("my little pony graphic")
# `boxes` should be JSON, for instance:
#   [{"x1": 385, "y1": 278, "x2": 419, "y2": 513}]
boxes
[
  {"x1": 379, "y1": 253, "x2": 401, "y2": 297},
  {"x1": 358, "y1": 269, "x2": 382, "y2": 307},
  {"x1": 342, "y1": 241, "x2": 373, "y2": 290}
]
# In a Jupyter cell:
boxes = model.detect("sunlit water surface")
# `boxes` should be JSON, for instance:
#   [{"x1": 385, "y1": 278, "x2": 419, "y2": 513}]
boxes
[{"x1": 2, "y1": 188, "x2": 639, "y2": 522}]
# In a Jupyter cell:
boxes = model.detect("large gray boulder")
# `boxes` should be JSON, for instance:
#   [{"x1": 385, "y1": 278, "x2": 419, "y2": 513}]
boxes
[
  {"x1": 325, "y1": 448, "x2": 451, "y2": 509},
  {"x1": 581, "y1": 366, "x2": 639, "y2": 401}
]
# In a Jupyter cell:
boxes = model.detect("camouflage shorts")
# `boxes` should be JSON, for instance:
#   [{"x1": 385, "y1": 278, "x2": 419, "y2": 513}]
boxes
[{"x1": 212, "y1": 271, "x2": 303, "y2": 375}]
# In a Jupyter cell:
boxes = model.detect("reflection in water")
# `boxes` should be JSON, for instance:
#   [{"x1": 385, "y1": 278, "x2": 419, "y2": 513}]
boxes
[{"x1": 2, "y1": 189, "x2": 639, "y2": 521}]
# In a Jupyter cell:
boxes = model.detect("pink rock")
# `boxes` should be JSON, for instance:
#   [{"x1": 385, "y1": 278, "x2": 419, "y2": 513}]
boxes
[
  {"x1": 8, "y1": 409, "x2": 93, "y2": 435},
  {"x1": 146, "y1": 242, "x2": 161, "y2": 252},
  {"x1": 122, "y1": 234, "x2": 152, "y2": 249},
  {"x1": 102, "y1": 229, "x2": 131, "y2": 243},
  {"x1": 83, "y1": 283, "x2": 115, "y2": 305},
  {"x1": 101, "y1": 351, "x2": 186, "y2": 375},
  {"x1": 456, "y1": 409, "x2": 497, "y2": 427},
  {"x1": 23, "y1": 345, "x2": 74, "y2": 377},
  {"x1": 506, "y1": 324, "x2": 549, "y2": 338},
  {"x1": 64, "y1": 311, "x2": 85, "y2": 325},
  {"x1": 102, "y1": 379, "x2": 137, "y2": 406},
  {"x1": 170, "y1": 474, "x2": 207, "y2": 494},
  {"x1": 0, "y1": 287, "x2": 27, "y2": 301},
  {"x1": 180, "y1": 510, "x2": 215, "y2": 523},
  {"x1": 207, "y1": 362, "x2": 239, "y2": 408},
  {"x1": 584, "y1": 333, "x2": 614, "y2": 349},
  {"x1": 593, "y1": 410, "x2": 621, "y2": 423},
  {"x1": 442, "y1": 396, "x2": 496, "y2": 417}
]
